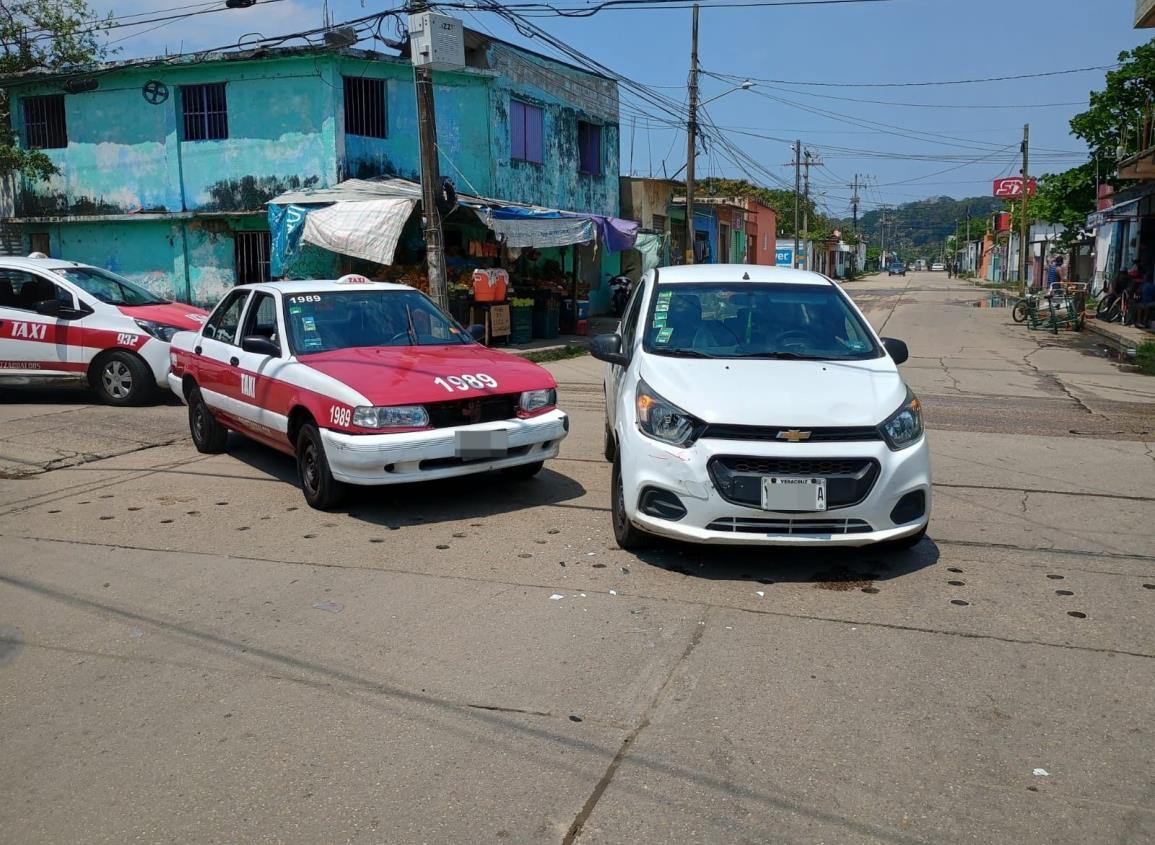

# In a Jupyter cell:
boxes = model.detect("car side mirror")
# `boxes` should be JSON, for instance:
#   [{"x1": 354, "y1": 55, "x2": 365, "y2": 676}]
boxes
[
  {"x1": 467, "y1": 324, "x2": 486, "y2": 342},
  {"x1": 241, "y1": 335, "x2": 280, "y2": 357},
  {"x1": 882, "y1": 337, "x2": 909, "y2": 365},
  {"x1": 590, "y1": 332, "x2": 629, "y2": 367}
]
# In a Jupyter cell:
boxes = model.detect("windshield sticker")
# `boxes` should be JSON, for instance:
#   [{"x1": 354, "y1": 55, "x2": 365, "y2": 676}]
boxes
[
  {"x1": 655, "y1": 292, "x2": 672, "y2": 312},
  {"x1": 655, "y1": 326, "x2": 674, "y2": 344},
  {"x1": 652, "y1": 311, "x2": 667, "y2": 326},
  {"x1": 847, "y1": 339, "x2": 871, "y2": 352},
  {"x1": 301, "y1": 316, "x2": 317, "y2": 332}
]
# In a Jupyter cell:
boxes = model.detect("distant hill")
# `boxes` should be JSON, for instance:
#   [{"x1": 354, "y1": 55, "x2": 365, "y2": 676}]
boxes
[{"x1": 848, "y1": 196, "x2": 1003, "y2": 261}]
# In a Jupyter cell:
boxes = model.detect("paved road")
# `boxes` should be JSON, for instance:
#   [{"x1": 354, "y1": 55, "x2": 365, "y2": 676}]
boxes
[{"x1": 1, "y1": 271, "x2": 1152, "y2": 844}]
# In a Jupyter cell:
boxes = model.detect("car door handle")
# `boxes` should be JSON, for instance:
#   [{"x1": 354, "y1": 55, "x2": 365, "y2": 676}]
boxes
[{"x1": 229, "y1": 356, "x2": 239, "y2": 367}]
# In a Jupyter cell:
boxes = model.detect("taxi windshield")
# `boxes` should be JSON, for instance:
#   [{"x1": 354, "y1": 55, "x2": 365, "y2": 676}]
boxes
[
  {"x1": 283, "y1": 289, "x2": 471, "y2": 355},
  {"x1": 643, "y1": 282, "x2": 880, "y2": 361},
  {"x1": 56, "y1": 267, "x2": 168, "y2": 306}
]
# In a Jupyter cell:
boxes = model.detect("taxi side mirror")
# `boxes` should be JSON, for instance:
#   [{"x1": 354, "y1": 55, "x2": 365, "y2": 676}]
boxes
[
  {"x1": 590, "y1": 333, "x2": 629, "y2": 367},
  {"x1": 242, "y1": 335, "x2": 280, "y2": 357},
  {"x1": 467, "y1": 324, "x2": 486, "y2": 342}
]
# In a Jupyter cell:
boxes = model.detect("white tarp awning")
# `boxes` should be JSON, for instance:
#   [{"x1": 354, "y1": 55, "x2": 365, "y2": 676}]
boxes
[
  {"x1": 300, "y1": 198, "x2": 417, "y2": 267},
  {"x1": 483, "y1": 213, "x2": 596, "y2": 248}
]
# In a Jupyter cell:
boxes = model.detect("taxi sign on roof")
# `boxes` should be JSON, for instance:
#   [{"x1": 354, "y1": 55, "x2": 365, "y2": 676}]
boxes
[{"x1": 336, "y1": 273, "x2": 373, "y2": 285}]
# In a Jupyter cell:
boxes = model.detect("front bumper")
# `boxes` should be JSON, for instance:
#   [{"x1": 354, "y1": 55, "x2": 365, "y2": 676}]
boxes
[
  {"x1": 320, "y1": 409, "x2": 569, "y2": 486},
  {"x1": 620, "y1": 430, "x2": 931, "y2": 547}
]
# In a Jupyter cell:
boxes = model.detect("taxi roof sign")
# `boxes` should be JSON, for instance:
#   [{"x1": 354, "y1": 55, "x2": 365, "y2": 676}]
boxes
[{"x1": 336, "y1": 273, "x2": 373, "y2": 285}]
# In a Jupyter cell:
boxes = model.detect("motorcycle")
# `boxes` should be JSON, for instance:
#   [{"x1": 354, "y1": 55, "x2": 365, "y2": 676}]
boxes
[{"x1": 609, "y1": 274, "x2": 633, "y2": 317}]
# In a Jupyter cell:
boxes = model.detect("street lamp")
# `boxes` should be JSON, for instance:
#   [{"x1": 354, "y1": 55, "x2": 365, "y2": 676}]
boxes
[{"x1": 699, "y1": 79, "x2": 754, "y2": 108}]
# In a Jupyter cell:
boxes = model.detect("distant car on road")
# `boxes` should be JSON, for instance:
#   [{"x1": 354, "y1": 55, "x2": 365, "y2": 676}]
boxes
[
  {"x1": 0, "y1": 256, "x2": 208, "y2": 404},
  {"x1": 592, "y1": 263, "x2": 930, "y2": 551},
  {"x1": 930, "y1": 262, "x2": 945, "y2": 272},
  {"x1": 169, "y1": 275, "x2": 568, "y2": 509},
  {"x1": 888, "y1": 263, "x2": 906, "y2": 276}
]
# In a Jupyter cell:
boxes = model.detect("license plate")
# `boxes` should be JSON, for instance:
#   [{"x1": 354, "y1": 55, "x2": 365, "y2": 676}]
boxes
[
  {"x1": 455, "y1": 428, "x2": 509, "y2": 459},
  {"x1": 761, "y1": 476, "x2": 827, "y2": 512}
]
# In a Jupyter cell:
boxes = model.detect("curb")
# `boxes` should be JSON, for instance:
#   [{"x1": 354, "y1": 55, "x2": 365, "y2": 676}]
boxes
[{"x1": 1084, "y1": 319, "x2": 1148, "y2": 357}]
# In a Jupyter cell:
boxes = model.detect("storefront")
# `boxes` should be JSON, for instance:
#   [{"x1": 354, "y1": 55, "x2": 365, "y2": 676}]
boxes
[{"x1": 267, "y1": 178, "x2": 638, "y2": 345}]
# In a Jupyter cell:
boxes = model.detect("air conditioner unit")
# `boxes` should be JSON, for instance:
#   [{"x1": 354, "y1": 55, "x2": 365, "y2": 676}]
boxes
[{"x1": 408, "y1": 12, "x2": 465, "y2": 70}]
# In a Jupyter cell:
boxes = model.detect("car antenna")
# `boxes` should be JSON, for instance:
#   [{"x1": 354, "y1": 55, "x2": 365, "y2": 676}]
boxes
[{"x1": 742, "y1": 272, "x2": 750, "y2": 280}]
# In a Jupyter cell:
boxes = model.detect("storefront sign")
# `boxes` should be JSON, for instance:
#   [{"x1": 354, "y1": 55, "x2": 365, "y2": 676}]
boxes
[
  {"x1": 489, "y1": 304, "x2": 511, "y2": 336},
  {"x1": 993, "y1": 177, "x2": 1037, "y2": 198},
  {"x1": 775, "y1": 248, "x2": 793, "y2": 266}
]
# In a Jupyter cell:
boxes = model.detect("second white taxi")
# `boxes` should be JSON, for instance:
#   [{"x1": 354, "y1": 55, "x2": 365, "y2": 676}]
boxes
[{"x1": 169, "y1": 276, "x2": 569, "y2": 509}]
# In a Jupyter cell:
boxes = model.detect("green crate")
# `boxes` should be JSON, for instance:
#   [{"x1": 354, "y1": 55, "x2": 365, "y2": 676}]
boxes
[{"x1": 510, "y1": 306, "x2": 534, "y2": 344}]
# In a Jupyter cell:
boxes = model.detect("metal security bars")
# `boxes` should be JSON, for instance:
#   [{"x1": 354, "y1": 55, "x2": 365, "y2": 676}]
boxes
[
  {"x1": 234, "y1": 231, "x2": 271, "y2": 285},
  {"x1": 23, "y1": 95, "x2": 68, "y2": 149},
  {"x1": 181, "y1": 83, "x2": 229, "y2": 142},
  {"x1": 344, "y1": 76, "x2": 387, "y2": 139}
]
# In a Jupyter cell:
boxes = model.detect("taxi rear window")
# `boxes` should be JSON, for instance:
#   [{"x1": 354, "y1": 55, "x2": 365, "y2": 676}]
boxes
[{"x1": 283, "y1": 290, "x2": 469, "y2": 354}]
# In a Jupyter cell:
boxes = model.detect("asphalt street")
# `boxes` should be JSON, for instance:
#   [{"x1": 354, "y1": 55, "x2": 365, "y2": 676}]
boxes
[{"x1": 1, "y1": 271, "x2": 1152, "y2": 844}]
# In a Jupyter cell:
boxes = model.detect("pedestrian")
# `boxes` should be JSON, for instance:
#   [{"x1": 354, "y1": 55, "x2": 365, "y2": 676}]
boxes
[
  {"x1": 1129, "y1": 274, "x2": 1155, "y2": 330},
  {"x1": 1044, "y1": 256, "x2": 1065, "y2": 294}
]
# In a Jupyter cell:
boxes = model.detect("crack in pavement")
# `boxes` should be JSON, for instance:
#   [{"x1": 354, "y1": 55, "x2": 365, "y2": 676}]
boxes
[
  {"x1": 933, "y1": 481, "x2": 1155, "y2": 504},
  {"x1": 937, "y1": 357, "x2": 963, "y2": 394},
  {"x1": 1021, "y1": 344, "x2": 1098, "y2": 416},
  {"x1": 563, "y1": 609, "x2": 711, "y2": 844}
]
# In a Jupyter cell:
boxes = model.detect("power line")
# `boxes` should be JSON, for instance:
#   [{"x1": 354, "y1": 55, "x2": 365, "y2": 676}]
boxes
[
  {"x1": 744, "y1": 82, "x2": 1086, "y2": 110},
  {"x1": 707, "y1": 63, "x2": 1119, "y2": 88}
]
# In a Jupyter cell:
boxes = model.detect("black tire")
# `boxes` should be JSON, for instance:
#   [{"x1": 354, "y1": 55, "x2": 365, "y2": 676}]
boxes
[
  {"x1": 187, "y1": 386, "x2": 228, "y2": 454},
  {"x1": 92, "y1": 350, "x2": 155, "y2": 406},
  {"x1": 1012, "y1": 300, "x2": 1029, "y2": 323},
  {"x1": 296, "y1": 422, "x2": 346, "y2": 510},
  {"x1": 883, "y1": 525, "x2": 927, "y2": 551},
  {"x1": 603, "y1": 419, "x2": 616, "y2": 462},
  {"x1": 503, "y1": 460, "x2": 544, "y2": 480},
  {"x1": 611, "y1": 453, "x2": 649, "y2": 551},
  {"x1": 1096, "y1": 297, "x2": 1121, "y2": 322}
]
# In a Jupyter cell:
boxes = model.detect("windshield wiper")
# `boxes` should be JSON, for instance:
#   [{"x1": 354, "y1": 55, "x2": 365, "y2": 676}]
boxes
[
  {"x1": 759, "y1": 351, "x2": 828, "y2": 360},
  {"x1": 658, "y1": 348, "x2": 717, "y2": 358}
]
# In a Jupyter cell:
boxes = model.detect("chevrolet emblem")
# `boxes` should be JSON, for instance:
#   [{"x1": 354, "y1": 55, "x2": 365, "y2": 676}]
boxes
[{"x1": 776, "y1": 430, "x2": 812, "y2": 442}]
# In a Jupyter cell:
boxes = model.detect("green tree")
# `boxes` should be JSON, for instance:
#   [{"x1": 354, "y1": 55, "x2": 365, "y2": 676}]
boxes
[
  {"x1": 1030, "y1": 161, "x2": 1097, "y2": 248},
  {"x1": 1069, "y1": 38, "x2": 1155, "y2": 162},
  {"x1": 0, "y1": 0, "x2": 110, "y2": 180}
]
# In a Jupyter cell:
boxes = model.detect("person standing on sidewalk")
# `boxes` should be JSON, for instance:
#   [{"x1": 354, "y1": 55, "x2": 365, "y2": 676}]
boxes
[{"x1": 1044, "y1": 256, "x2": 1066, "y2": 294}]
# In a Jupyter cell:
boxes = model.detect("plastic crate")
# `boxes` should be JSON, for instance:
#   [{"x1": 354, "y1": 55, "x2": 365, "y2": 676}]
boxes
[
  {"x1": 510, "y1": 306, "x2": 534, "y2": 344},
  {"x1": 532, "y1": 303, "x2": 560, "y2": 339}
]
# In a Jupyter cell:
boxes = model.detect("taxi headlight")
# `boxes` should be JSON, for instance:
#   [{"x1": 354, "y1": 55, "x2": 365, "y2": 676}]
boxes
[
  {"x1": 353, "y1": 405, "x2": 430, "y2": 429},
  {"x1": 880, "y1": 391, "x2": 924, "y2": 450},
  {"x1": 518, "y1": 388, "x2": 556, "y2": 414},
  {"x1": 134, "y1": 319, "x2": 183, "y2": 342},
  {"x1": 636, "y1": 380, "x2": 702, "y2": 447}
]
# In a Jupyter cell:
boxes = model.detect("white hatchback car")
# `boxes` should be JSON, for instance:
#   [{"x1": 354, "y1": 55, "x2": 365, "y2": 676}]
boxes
[{"x1": 592, "y1": 264, "x2": 931, "y2": 550}]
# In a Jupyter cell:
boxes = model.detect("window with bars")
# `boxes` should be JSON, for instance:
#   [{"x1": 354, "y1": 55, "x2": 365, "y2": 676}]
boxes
[
  {"x1": 344, "y1": 76, "x2": 387, "y2": 139},
  {"x1": 510, "y1": 99, "x2": 543, "y2": 164},
  {"x1": 23, "y1": 95, "x2": 68, "y2": 149},
  {"x1": 234, "y1": 231, "x2": 271, "y2": 285},
  {"x1": 181, "y1": 83, "x2": 229, "y2": 141},
  {"x1": 577, "y1": 121, "x2": 602, "y2": 175}
]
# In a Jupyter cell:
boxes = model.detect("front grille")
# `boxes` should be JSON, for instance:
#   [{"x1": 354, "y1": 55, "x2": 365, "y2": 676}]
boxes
[
  {"x1": 700, "y1": 424, "x2": 882, "y2": 443},
  {"x1": 426, "y1": 394, "x2": 518, "y2": 428},
  {"x1": 707, "y1": 517, "x2": 874, "y2": 535},
  {"x1": 709, "y1": 456, "x2": 879, "y2": 511}
]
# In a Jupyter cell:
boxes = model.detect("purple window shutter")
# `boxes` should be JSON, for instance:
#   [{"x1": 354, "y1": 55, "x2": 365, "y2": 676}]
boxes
[
  {"x1": 511, "y1": 100, "x2": 526, "y2": 161},
  {"x1": 526, "y1": 105, "x2": 543, "y2": 164}
]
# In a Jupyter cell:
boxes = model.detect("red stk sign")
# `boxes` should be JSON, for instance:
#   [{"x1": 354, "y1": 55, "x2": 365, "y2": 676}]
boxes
[{"x1": 993, "y1": 177, "x2": 1037, "y2": 198}]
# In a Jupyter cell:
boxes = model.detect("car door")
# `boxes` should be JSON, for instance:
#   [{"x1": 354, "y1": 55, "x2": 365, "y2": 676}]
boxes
[
  {"x1": 0, "y1": 268, "x2": 84, "y2": 380},
  {"x1": 231, "y1": 289, "x2": 294, "y2": 449},
  {"x1": 195, "y1": 289, "x2": 250, "y2": 428},
  {"x1": 606, "y1": 273, "x2": 647, "y2": 431}
]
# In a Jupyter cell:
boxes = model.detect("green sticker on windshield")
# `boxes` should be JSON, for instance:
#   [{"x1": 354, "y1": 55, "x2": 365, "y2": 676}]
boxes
[
  {"x1": 656, "y1": 327, "x2": 674, "y2": 344},
  {"x1": 655, "y1": 291, "x2": 672, "y2": 312},
  {"x1": 653, "y1": 311, "x2": 667, "y2": 326}
]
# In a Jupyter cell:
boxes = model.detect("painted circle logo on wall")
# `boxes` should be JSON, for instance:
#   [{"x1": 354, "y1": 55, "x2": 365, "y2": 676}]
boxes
[{"x1": 142, "y1": 80, "x2": 169, "y2": 104}]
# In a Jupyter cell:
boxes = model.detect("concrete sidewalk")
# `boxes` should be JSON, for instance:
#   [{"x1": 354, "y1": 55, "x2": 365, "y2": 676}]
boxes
[{"x1": 1084, "y1": 317, "x2": 1153, "y2": 356}]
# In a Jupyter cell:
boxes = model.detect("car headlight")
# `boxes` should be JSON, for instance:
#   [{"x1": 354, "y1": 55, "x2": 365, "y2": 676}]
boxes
[
  {"x1": 352, "y1": 405, "x2": 430, "y2": 429},
  {"x1": 880, "y1": 391, "x2": 924, "y2": 450},
  {"x1": 519, "y1": 388, "x2": 556, "y2": 415},
  {"x1": 636, "y1": 380, "x2": 701, "y2": 447},
  {"x1": 135, "y1": 319, "x2": 184, "y2": 342}
]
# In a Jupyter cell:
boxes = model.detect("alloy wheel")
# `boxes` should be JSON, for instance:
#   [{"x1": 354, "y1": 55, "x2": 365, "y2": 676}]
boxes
[{"x1": 102, "y1": 360, "x2": 132, "y2": 399}]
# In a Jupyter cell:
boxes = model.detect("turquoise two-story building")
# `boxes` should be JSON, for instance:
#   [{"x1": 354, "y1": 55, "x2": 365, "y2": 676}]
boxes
[{"x1": 1, "y1": 31, "x2": 621, "y2": 307}]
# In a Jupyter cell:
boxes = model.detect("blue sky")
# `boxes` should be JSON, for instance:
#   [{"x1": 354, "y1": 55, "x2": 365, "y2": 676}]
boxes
[{"x1": 95, "y1": 0, "x2": 1151, "y2": 215}]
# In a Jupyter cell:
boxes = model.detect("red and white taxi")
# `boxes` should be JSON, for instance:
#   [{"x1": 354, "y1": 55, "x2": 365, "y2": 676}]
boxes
[
  {"x1": 0, "y1": 256, "x2": 209, "y2": 404},
  {"x1": 168, "y1": 276, "x2": 569, "y2": 509}
]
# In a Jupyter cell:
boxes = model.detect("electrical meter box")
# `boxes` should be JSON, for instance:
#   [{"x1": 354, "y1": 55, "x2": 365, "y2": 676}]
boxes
[{"x1": 408, "y1": 12, "x2": 465, "y2": 70}]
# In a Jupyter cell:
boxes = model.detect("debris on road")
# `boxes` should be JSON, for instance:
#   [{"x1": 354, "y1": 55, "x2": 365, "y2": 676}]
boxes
[
  {"x1": 550, "y1": 594, "x2": 565, "y2": 601},
  {"x1": 311, "y1": 601, "x2": 345, "y2": 613},
  {"x1": 1032, "y1": 768, "x2": 1050, "y2": 777}
]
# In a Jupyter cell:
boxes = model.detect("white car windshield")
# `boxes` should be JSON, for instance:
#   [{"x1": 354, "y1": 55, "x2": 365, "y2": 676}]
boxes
[
  {"x1": 643, "y1": 282, "x2": 880, "y2": 361},
  {"x1": 56, "y1": 267, "x2": 168, "y2": 306},
  {"x1": 283, "y1": 289, "x2": 471, "y2": 354}
]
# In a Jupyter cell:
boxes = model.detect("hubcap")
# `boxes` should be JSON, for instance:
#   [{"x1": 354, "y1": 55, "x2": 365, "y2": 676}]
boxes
[
  {"x1": 193, "y1": 403, "x2": 207, "y2": 440},
  {"x1": 302, "y1": 442, "x2": 319, "y2": 493},
  {"x1": 102, "y1": 361, "x2": 132, "y2": 399},
  {"x1": 614, "y1": 470, "x2": 627, "y2": 533}
]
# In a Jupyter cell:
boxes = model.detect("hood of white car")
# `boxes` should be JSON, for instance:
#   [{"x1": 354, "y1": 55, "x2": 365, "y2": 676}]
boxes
[{"x1": 638, "y1": 355, "x2": 908, "y2": 428}]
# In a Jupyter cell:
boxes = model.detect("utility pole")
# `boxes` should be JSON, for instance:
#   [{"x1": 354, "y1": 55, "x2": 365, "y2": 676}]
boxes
[
  {"x1": 850, "y1": 174, "x2": 860, "y2": 241},
  {"x1": 965, "y1": 206, "x2": 971, "y2": 273},
  {"x1": 684, "y1": 4, "x2": 700, "y2": 265},
  {"x1": 879, "y1": 207, "x2": 886, "y2": 266},
  {"x1": 793, "y1": 140, "x2": 801, "y2": 269},
  {"x1": 412, "y1": 2, "x2": 448, "y2": 309},
  {"x1": 801, "y1": 148, "x2": 821, "y2": 271},
  {"x1": 1019, "y1": 123, "x2": 1030, "y2": 292}
]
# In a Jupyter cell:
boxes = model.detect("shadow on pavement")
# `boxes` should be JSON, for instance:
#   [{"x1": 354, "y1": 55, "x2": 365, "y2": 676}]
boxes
[
  {"x1": 0, "y1": 384, "x2": 183, "y2": 407},
  {"x1": 226, "y1": 438, "x2": 588, "y2": 526},
  {"x1": 628, "y1": 536, "x2": 940, "y2": 587}
]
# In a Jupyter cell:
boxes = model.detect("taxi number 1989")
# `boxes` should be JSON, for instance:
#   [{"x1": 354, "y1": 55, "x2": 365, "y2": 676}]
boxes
[{"x1": 434, "y1": 373, "x2": 498, "y2": 392}]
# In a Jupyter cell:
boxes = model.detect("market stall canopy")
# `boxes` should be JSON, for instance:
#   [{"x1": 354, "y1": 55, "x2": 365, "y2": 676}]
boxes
[{"x1": 267, "y1": 177, "x2": 639, "y2": 274}]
